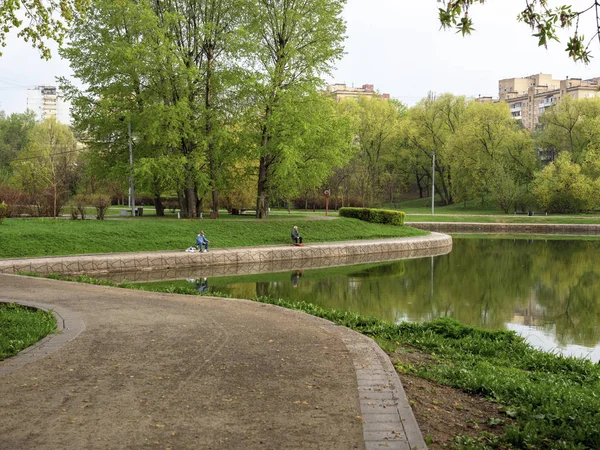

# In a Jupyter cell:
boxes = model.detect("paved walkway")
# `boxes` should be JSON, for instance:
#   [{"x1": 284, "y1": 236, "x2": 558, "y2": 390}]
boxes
[{"x1": 0, "y1": 273, "x2": 427, "y2": 450}]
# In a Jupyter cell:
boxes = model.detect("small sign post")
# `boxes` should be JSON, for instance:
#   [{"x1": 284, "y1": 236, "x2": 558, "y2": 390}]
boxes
[{"x1": 323, "y1": 189, "x2": 330, "y2": 216}]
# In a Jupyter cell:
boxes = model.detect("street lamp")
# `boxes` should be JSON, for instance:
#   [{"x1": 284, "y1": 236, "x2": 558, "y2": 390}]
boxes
[
  {"x1": 120, "y1": 116, "x2": 135, "y2": 217},
  {"x1": 431, "y1": 151, "x2": 435, "y2": 215}
]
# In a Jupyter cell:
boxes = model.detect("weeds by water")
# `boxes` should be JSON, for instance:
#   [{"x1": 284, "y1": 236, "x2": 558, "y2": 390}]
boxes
[
  {"x1": 0, "y1": 303, "x2": 57, "y2": 361},
  {"x1": 23, "y1": 273, "x2": 600, "y2": 449}
]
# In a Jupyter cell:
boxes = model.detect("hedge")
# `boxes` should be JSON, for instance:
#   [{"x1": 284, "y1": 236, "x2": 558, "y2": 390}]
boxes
[{"x1": 338, "y1": 207, "x2": 406, "y2": 226}]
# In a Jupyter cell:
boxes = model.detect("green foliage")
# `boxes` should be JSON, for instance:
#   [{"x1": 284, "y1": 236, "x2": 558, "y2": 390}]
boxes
[
  {"x1": 0, "y1": 111, "x2": 36, "y2": 181},
  {"x1": 89, "y1": 194, "x2": 112, "y2": 220},
  {"x1": 338, "y1": 207, "x2": 406, "y2": 226},
  {"x1": 10, "y1": 118, "x2": 80, "y2": 218},
  {"x1": 532, "y1": 152, "x2": 598, "y2": 213},
  {"x1": 537, "y1": 96, "x2": 600, "y2": 163},
  {"x1": 267, "y1": 91, "x2": 356, "y2": 202},
  {"x1": 404, "y1": 94, "x2": 468, "y2": 206},
  {"x1": 0, "y1": 0, "x2": 89, "y2": 59},
  {"x1": 339, "y1": 96, "x2": 405, "y2": 206},
  {"x1": 446, "y1": 101, "x2": 536, "y2": 212},
  {"x1": 0, "y1": 303, "x2": 57, "y2": 360},
  {"x1": 0, "y1": 201, "x2": 7, "y2": 224},
  {"x1": 72, "y1": 194, "x2": 88, "y2": 220}
]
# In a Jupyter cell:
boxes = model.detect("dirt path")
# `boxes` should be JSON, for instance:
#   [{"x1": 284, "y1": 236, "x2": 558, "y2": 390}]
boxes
[{"x1": 0, "y1": 274, "x2": 365, "y2": 449}]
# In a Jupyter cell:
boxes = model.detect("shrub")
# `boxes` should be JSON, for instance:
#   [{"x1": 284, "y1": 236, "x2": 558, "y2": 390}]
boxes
[
  {"x1": 72, "y1": 194, "x2": 87, "y2": 220},
  {"x1": 0, "y1": 184, "x2": 26, "y2": 217},
  {"x1": 0, "y1": 201, "x2": 7, "y2": 224},
  {"x1": 338, "y1": 207, "x2": 406, "y2": 226},
  {"x1": 90, "y1": 194, "x2": 111, "y2": 220},
  {"x1": 69, "y1": 206, "x2": 79, "y2": 220}
]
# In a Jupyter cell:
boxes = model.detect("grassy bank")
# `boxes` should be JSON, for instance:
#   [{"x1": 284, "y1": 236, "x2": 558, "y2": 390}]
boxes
[
  {"x1": 23, "y1": 272, "x2": 600, "y2": 449},
  {"x1": 453, "y1": 233, "x2": 600, "y2": 241},
  {"x1": 406, "y1": 214, "x2": 600, "y2": 224},
  {"x1": 0, "y1": 303, "x2": 57, "y2": 361},
  {"x1": 0, "y1": 218, "x2": 426, "y2": 258}
]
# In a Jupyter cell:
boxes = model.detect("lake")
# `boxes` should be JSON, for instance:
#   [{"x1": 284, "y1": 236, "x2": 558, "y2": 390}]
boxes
[{"x1": 136, "y1": 237, "x2": 600, "y2": 361}]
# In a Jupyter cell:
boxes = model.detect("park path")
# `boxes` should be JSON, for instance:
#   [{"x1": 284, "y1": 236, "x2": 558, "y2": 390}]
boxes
[{"x1": 0, "y1": 273, "x2": 426, "y2": 450}]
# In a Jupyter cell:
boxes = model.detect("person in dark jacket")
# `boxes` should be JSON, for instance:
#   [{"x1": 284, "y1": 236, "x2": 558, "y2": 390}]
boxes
[{"x1": 291, "y1": 226, "x2": 302, "y2": 245}]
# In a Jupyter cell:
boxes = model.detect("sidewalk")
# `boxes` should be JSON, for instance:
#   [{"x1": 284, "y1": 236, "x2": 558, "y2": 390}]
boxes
[{"x1": 0, "y1": 274, "x2": 426, "y2": 450}]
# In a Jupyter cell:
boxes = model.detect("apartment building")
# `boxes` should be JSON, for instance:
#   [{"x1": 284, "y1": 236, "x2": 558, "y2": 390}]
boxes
[
  {"x1": 327, "y1": 83, "x2": 390, "y2": 102},
  {"x1": 499, "y1": 74, "x2": 600, "y2": 130},
  {"x1": 26, "y1": 85, "x2": 71, "y2": 124}
]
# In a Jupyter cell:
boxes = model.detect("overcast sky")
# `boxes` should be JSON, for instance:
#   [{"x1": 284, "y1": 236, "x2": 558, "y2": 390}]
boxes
[{"x1": 1, "y1": 0, "x2": 599, "y2": 115}]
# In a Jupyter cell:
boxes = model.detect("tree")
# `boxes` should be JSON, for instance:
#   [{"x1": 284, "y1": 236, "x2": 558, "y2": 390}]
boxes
[
  {"x1": 267, "y1": 91, "x2": 355, "y2": 205},
  {"x1": 532, "y1": 152, "x2": 597, "y2": 213},
  {"x1": 350, "y1": 96, "x2": 405, "y2": 206},
  {"x1": 0, "y1": 111, "x2": 36, "y2": 181},
  {"x1": 61, "y1": 0, "x2": 255, "y2": 218},
  {"x1": 248, "y1": 0, "x2": 346, "y2": 218},
  {"x1": 11, "y1": 118, "x2": 79, "y2": 217},
  {"x1": 446, "y1": 102, "x2": 536, "y2": 211},
  {"x1": 404, "y1": 93, "x2": 467, "y2": 205},
  {"x1": 537, "y1": 96, "x2": 600, "y2": 165},
  {"x1": 438, "y1": 0, "x2": 600, "y2": 63},
  {"x1": 0, "y1": 0, "x2": 89, "y2": 59}
]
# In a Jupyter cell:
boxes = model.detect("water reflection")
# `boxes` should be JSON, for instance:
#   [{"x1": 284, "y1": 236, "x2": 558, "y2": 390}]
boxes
[{"x1": 138, "y1": 238, "x2": 600, "y2": 361}]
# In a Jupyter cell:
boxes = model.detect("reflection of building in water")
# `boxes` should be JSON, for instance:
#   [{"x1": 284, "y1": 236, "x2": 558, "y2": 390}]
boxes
[{"x1": 511, "y1": 289, "x2": 547, "y2": 327}]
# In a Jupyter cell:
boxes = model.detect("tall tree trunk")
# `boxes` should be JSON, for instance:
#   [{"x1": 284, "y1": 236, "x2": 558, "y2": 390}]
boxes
[
  {"x1": 178, "y1": 190, "x2": 188, "y2": 217},
  {"x1": 205, "y1": 46, "x2": 219, "y2": 216},
  {"x1": 256, "y1": 156, "x2": 269, "y2": 218},
  {"x1": 416, "y1": 171, "x2": 424, "y2": 198},
  {"x1": 53, "y1": 184, "x2": 57, "y2": 218},
  {"x1": 256, "y1": 101, "x2": 273, "y2": 219},
  {"x1": 154, "y1": 194, "x2": 165, "y2": 216},
  {"x1": 186, "y1": 185, "x2": 197, "y2": 218}
]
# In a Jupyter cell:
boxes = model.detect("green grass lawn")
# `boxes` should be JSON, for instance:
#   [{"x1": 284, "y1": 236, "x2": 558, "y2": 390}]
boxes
[
  {"x1": 0, "y1": 217, "x2": 426, "y2": 258},
  {"x1": 0, "y1": 303, "x2": 57, "y2": 361}
]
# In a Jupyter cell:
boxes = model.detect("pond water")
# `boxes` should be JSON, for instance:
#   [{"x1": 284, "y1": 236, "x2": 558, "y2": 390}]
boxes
[{"x1": 137, "y1": 237, "x2": 600, "y2": 361}]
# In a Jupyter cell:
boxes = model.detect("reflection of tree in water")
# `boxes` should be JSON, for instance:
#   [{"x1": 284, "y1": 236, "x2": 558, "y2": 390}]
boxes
[
  {"x1": 396, "y1": 239, "x2": 536, "y2": 329},
  {"x1": 256, "y1": 281, "x2": 270, "y2": 298},
  {"x1": 200, "y1": 239, "x2": 600, "y2": 350},
  {"x1": 530, "y1": 241, "x2": 600, "y2": 347}
]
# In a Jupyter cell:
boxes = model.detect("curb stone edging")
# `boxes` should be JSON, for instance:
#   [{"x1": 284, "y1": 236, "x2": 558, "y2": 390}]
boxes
[
  {"x1": 0, "y1": 299, "x2": 86, "y2": 376},
  {"x1": 0, "y1": 233, "x2": 453, "y2": 277},
  {"x1": 336, "y1": 326, "x2": 427, "y2": 450},
  {"x1": 245, "y1": 299, "x2": 428, "y2": 450}
]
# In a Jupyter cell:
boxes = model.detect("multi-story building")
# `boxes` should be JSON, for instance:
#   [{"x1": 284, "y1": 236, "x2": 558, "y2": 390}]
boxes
[
  {"x1": 498, "y1": 74, "x2": 600, "y2": 130},
  {"x1": 327, "y1": 83, "x2": 390, "y2": 102},
  {"x1": 26, "y1": 85, "x2": 71, "y2": 124}
]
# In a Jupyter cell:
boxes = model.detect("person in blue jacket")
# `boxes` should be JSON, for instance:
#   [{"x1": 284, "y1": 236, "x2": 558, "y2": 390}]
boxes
[{"x1": 196, "y1": 231, "x2": 210, "y2": 252}]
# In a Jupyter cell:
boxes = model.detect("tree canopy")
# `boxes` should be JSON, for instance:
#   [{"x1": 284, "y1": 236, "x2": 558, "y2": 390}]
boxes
[{"x1": 0, "y1": 0, "x2": 89, "y2": 59}]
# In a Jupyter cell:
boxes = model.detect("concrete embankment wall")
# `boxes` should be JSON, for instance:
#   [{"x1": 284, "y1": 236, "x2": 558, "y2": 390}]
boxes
[
  {"x1": 407, "y1": 222, "x2": 600, "y2": 235},
  {"x1": 0, "y1": 233, "x2": 452, "y2": 277}
]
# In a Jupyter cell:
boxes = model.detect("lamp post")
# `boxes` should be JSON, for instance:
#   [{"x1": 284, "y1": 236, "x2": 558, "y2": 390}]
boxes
[{"x1": 431, "y1": 151, "x2": 435, "y2": 215}]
